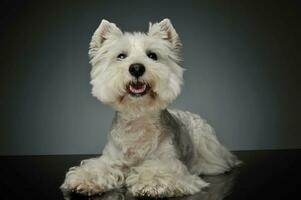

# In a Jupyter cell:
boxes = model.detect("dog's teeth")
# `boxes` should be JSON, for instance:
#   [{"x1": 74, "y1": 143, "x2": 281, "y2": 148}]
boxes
[{"x1": 129, "y1": 84, "x2": 146, "y2": 94}]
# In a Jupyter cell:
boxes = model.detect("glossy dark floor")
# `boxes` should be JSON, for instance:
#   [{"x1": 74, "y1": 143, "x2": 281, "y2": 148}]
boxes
[{"x1": 0, "y1": 150, "x2": 300, "y2": 200}]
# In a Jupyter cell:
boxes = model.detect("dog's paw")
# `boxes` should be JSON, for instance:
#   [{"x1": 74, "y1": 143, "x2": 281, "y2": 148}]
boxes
[
  {"x1": 129, "y1": 180, "x2": 196, "y2": 197},
  {"x1": 129, "y1": 175, "x2": 209, "y2": 197},
  {"x1": 130, "y1": 181, "x2": 172, "y2": 197},
  {"x1": 60, "y1": 168, "x2": 105, "y2": 196},
  {"x1": 61, "y1": 180, "x2": 104, "y2": 196}
]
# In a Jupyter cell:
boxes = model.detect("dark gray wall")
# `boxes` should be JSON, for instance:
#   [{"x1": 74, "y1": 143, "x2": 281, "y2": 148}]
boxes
[{"x1": 1, "y1": 0, "x2": 300, "y2": 155}]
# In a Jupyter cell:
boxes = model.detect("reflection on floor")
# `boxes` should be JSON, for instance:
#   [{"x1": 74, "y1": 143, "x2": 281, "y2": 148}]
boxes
[{"x1": 1, "y1": 150, "x2": 300, "y2": 200}]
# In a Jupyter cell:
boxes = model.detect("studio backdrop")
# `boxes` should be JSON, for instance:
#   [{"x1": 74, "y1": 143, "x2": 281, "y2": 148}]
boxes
[{"x1": 0, "y1": 0, "x2": 300, "y2": 155}]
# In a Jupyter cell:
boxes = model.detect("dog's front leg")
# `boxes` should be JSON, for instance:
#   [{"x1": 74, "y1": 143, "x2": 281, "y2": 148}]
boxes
[
  {"x1": 126, "y1": 159, "x2": 209, "y2": 197},
  {"x1": 60, "y1": 155, "x2": 124, "y2": 196}
]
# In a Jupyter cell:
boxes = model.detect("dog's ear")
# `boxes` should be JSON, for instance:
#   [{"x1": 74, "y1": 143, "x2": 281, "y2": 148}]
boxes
[
  {"x1": 89, "y1": 19, "x2": 122, "y2": 59},
  {"x1": 148, "y1": 19, "x2": 181, "y2": 50}
]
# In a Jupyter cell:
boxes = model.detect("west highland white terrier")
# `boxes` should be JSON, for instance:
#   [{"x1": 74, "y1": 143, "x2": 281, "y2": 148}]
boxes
[{"x1": 61, "y1": 19, "x2": 241, "y2": 198}]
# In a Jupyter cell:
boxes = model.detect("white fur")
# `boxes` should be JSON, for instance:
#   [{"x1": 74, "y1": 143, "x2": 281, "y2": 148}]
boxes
[{"x1": 61, "y1": 19, "x2": 241, "y2": 197}]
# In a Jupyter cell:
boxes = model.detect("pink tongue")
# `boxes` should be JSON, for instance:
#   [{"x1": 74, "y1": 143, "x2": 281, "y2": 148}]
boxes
[{"x1": 130, "y1": 84, "x2": 145, "y2": 93}]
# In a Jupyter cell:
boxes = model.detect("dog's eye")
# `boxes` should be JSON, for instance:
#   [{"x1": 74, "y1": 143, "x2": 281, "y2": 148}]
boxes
[
  {"x1": 147, "y1": 52, "x2": 158, "y2": 60},
  {"x1": 117, "y1": 53, "x2": 127, "y2": 60}
]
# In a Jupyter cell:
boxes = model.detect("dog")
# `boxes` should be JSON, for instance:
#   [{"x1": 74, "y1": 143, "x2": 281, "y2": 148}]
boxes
[{"x1": 60, "y1": 18, "x2": 241, "y2": 198}]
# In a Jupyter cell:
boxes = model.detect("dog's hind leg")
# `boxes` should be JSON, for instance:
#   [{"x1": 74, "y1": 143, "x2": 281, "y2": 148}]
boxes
[{"x1": 169, "y1": 109, "x2": 242, "y2": 175}]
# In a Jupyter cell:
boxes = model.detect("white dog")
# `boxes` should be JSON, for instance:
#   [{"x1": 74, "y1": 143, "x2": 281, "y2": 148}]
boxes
[{"x1": 61, "y1": 19, "x2": 241, "y2": 198}]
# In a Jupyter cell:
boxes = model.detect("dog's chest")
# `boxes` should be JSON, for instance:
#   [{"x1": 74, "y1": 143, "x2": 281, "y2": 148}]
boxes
[{"x1": 111, "y1": 114, "x2": 163, "y2": 162}]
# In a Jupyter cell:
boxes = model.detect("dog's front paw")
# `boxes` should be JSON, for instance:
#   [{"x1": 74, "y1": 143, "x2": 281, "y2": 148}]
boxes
[
  {"x1": 128, "y1": 174, "x2": 209, "y2": 198},
  {"x1": 130, "y1": 181, "x2": 171, "y2": 198},
  {"x1": 130, "y1": 179, "x2": 201, "y2": 198},
  {"x1": 60, "y1": 167, "x2": 105, "y2": 196}
]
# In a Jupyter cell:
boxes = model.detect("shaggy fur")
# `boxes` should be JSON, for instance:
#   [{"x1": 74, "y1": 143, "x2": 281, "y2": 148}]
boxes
[{"x1": 61, "y1": 19, "x2": 241, "y2": 197}]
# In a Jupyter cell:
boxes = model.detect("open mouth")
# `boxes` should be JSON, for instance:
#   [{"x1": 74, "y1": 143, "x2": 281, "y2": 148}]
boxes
[{"x1": 127, "y1": 81, "x2": 149, "y2": 97}]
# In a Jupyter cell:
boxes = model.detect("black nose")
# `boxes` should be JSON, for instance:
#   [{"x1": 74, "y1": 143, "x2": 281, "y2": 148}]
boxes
[{"x1": 129, "y1": 63, "x2": 145, "y2": 78}]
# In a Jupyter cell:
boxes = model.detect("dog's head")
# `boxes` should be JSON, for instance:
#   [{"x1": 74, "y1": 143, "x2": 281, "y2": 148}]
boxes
[{"x1": 89, "y1": 19, "x2": 184, "y2": 112}]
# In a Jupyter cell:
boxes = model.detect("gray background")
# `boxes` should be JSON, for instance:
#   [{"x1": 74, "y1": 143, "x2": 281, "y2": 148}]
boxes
[{"x1": 0, "y1": 0, "x2": 300, "y2": 155}]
